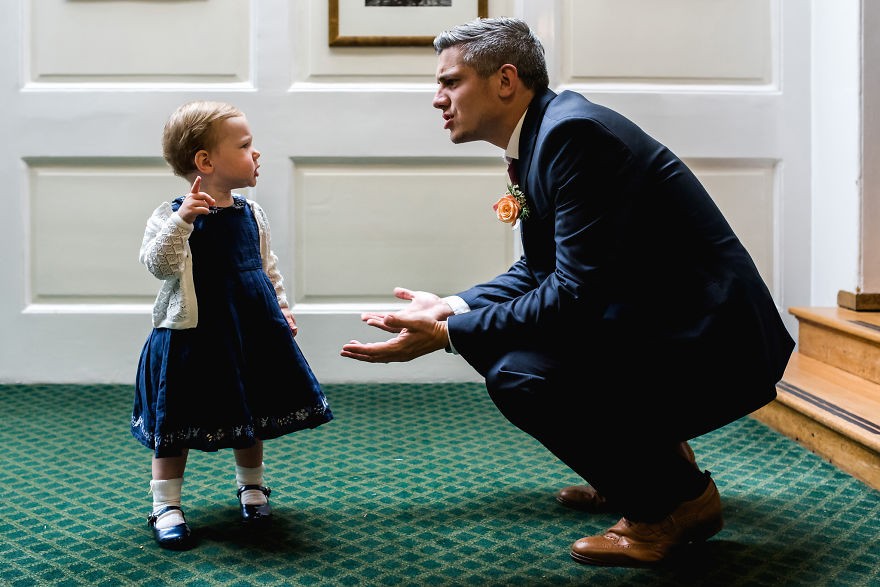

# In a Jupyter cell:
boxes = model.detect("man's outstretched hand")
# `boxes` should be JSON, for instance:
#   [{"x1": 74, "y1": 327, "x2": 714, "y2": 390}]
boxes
[{"x1": 340, "y1": 287, "x2": 454, "y2": 363}]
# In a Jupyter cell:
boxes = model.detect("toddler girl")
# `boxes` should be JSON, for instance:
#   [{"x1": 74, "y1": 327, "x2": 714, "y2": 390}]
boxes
[{"x1": 131, "y1": 101, "x2": 333, "y2": 550}]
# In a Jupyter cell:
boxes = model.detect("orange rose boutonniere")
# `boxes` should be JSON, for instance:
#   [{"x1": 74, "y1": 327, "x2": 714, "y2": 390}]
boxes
[{"x1": 493, "y1": 183, "x2": 530, "y2": 229}]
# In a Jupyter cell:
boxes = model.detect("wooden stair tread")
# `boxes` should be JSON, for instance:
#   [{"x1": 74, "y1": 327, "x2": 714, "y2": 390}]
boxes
[
  {"x1": 789, "y1": 306, "x2": 880, "y2": 344},
  {"x1": 776, "y1": 352, "x2": 880, "y2": 453},
  {"x1": 756, "y1": 306, "x2": 880, "y2": 490}
]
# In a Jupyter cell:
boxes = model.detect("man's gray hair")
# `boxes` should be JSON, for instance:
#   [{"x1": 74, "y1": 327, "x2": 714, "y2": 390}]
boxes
[{"x1": 433, "y1": 17, "x2": 549, "y2": 91}]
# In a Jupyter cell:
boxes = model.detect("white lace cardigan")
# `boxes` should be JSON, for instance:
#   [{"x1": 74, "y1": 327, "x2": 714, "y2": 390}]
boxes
[{"x1": 139, "y1": 198, "x2": 289, "y2": 329}]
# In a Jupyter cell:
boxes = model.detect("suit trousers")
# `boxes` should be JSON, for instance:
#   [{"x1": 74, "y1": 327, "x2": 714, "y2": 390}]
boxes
[{"x1": 481, "y1": 347, "x2": 709, "y2": 522}]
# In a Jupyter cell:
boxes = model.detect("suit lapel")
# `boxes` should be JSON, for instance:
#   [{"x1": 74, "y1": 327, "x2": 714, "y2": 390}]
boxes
[
  {"x1": 517, "y1": 87, "x2": 557, "y2": 220},
  {"x1": 517, "y1": 87, "x2": 557, "y2": 192}
]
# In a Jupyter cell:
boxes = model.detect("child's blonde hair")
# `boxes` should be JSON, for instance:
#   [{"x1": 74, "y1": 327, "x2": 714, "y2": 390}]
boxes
[{"x1": 162, "y1": 101, "x2": 244, "y2": 178}]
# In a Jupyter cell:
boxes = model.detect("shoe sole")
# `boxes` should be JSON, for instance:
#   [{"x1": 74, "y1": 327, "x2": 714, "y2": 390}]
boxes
[
  {"x1": 156, "y1": 535, "x2": 196, "y2": 551},
  {"x1": 569, "y1": 516, "x2": 723, "y2": 567},
  {"x1": 570, "y1": 550, "x2": 655, "y2": 567}
]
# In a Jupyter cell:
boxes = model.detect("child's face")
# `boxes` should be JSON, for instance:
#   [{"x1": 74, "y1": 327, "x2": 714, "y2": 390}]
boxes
[{"x1": 207, "y1": 116, "x2": 260, "y2": 189}]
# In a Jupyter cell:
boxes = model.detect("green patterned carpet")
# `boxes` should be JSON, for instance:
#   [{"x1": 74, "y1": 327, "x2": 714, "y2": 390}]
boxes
[{"x1": 1, "y1": 383, "x2": 878, "y2": 586}]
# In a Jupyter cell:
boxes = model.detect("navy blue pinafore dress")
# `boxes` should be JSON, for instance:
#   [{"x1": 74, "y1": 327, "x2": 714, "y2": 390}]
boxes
[{"x1": 132, "y1": 195, "x2": 332, "y2": 457}]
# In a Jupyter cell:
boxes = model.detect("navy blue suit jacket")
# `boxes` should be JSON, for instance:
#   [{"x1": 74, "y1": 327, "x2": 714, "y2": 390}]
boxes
[{"x1": 447, "y1": 88, "x2": 794, "y2": 439}]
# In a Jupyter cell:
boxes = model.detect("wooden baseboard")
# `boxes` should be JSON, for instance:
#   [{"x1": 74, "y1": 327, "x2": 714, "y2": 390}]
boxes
[{"x1": 838, "y1": 290, "x2": 880, "y2": 311}]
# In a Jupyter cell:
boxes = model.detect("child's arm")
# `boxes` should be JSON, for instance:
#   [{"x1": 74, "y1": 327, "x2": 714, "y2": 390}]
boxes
[
  {"x1": 251, "y1": 201, "x2": 289, "y2": 309},
  {"x1": 263, "y1": 248, "x2": 287, "y2": 307},
  {"x1": 140, "y1": 178, "x2": 213, "y2": 280},
  {"x1": 251, "y1": 201, "x2": 298, "y2": 336},
  {"x1": 280, "y1": 307, "x2": 299, "y2": 337},
  {"x1": 139, "y1": 203, "x2": 194, "y2": 280}
]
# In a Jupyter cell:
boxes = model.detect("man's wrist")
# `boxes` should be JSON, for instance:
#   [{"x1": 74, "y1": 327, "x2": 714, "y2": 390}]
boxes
[{"x1": 442, "y1": 320, "x2": 458, "y2": 354}]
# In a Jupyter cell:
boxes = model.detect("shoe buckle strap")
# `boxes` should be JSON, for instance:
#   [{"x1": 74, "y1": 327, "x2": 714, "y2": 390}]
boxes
[{"x1": 237, "y1": 484, "x2": 271, "y2": 498}]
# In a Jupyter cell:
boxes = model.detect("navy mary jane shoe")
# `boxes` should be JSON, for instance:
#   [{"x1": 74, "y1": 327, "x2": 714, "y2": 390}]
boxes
[
  {"x1": 147, "y1": 505, "x2": 194, "y2": 551},
  {"x1": 237, "y1": 484, "x2": 272, "y2": 524}
]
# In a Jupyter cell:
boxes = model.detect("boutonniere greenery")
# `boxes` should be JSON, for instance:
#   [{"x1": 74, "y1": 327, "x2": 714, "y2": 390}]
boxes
[{"x1": 493, "y1": 183, "x2": 530, "y2": 229}]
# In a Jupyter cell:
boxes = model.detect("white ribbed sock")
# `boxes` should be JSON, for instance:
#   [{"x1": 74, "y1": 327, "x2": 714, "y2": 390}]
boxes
[
  {"x1": 235, "y1": 463, "x2": 268, "y2": 505},
  {"x1": 150, "y1": 477, "x2": 185, "y2": 529}
]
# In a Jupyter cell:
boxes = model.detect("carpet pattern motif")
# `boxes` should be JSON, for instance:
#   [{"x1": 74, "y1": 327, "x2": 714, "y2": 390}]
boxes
[{"x1": 1, "y1": 383, "x2": 878, "y2": 586}]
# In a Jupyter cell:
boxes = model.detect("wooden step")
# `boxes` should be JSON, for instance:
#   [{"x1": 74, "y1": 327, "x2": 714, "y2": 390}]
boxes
[
  {"x1": 789, "y1": 306, "x2": 880, "y2": 384},
  {"x1": 752, "y1": 351, "x2": 880, "y2": 491}
]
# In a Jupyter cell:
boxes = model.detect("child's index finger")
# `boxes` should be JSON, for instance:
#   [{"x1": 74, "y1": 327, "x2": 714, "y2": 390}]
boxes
[{"x1": 190, "y1": 176, "x2": 201, "y2": 194}]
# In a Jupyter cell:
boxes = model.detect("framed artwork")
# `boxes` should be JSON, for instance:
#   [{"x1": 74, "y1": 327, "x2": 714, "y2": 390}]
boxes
[{"x1": 329, "y1": 0, "x2": 488, "y2": 47}]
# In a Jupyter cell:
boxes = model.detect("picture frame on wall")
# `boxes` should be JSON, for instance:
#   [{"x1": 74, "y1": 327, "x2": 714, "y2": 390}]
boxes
[{"x1": 329, "y1": 0, "x2": 488, "y2": 47}]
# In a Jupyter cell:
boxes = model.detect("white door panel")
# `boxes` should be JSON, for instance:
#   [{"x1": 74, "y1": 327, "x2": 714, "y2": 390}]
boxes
[{"x1": 1, "y1": 0, "x2": 808, "y2": 383}]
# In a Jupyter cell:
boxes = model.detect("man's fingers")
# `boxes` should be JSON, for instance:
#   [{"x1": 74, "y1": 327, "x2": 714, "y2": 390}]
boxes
[
  {"x1": 359, "y1": 312, "x2": 404, "y2": 333},
  {"x1": 340, "y1": 343, "x2": 388, "y2": 363},
  {"x1": 384, "y1": 314, "x2": 408, "y2": 330},
  {"x1": 361, "y1": 312, "x2": 387, "y2": 322},
  {"x1": 341, "y1": 352, "x2": 386, "y2": 363}
]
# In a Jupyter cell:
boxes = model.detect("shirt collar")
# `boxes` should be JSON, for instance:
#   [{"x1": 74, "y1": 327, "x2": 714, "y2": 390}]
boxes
[{"x1": 504, "y1": 109, "x2": 527, "y2": 162}]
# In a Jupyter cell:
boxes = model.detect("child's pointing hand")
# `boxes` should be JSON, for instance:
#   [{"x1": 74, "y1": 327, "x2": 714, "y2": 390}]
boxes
[{"x1": 177, "y1": 176, "x2": 216, "y2": 224}]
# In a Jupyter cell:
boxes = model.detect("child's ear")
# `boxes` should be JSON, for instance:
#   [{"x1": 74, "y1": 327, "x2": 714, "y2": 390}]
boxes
[{"x1": 194, "y1": 149, "x2": 212, "y2": 173}]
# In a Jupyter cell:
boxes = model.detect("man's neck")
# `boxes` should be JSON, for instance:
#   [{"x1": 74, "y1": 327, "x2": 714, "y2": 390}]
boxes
[{"x1": 505, "y1": 108, "x2": 528, "y2": 160}]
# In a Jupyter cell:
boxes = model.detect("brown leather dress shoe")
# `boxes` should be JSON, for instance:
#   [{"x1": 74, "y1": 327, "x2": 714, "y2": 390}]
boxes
[
  {"x1": 556, "y1": 441, "x2": 697, "y2": 512},
  {"x1": 569, "y1": 475, "x2": 723, "y2": 567},
  {"x1": 555, "y1": 484, "x2": 611, "y2": 513}
]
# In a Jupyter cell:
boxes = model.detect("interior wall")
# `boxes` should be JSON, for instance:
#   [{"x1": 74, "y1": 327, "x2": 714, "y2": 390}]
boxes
[
  {"x1": 0, "y1": 0, "x2": 816, "y2": 383},
  {"x1": 810, "y1": 0, "x2": 860, "y2": 304}
]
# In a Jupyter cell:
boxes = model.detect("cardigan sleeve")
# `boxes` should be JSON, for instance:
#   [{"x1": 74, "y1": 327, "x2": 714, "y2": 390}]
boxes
[
  {"x1": 139, "y1": 202, "x2": 194, "y2": 280},
  {"x1": 249, "y1": 200, "x2": 290, "y2": 309}
]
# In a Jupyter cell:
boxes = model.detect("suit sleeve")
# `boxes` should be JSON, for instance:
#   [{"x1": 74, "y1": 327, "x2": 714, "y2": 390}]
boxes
[{"x1": 455, "y1": 256, "x2": 538, "y2": 310}]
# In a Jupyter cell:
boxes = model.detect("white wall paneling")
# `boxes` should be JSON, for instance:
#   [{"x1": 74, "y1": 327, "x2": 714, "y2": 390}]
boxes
[
  {"x1": 27, "y1": 160, "x2": 192, "y2": 303},
  {"x1": 0, "y1": 0, "x2": 819, "y2": 383},
  {"x1": 28, "y1": 0, "x2": 251, "y2": 85},
  {"x1": 292, "y1": 159, "x2": 515, "y2": 303},
  {"x1": 564, "y1": 0, "x2": 772, "y2": 86}
]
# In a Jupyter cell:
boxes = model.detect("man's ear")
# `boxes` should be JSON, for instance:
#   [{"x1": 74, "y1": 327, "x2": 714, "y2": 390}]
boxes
[
  {"x1": 497, "y1": 63, "x2": 518, "y2": 99},
  {"x1": 194, "y1": 150, "x2": 212, "y2": 174}
]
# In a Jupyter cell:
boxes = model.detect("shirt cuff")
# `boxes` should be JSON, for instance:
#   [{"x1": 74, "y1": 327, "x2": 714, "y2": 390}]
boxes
[{"x1": 442, "y1": 295, "x2": 470, "y2": 315}]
